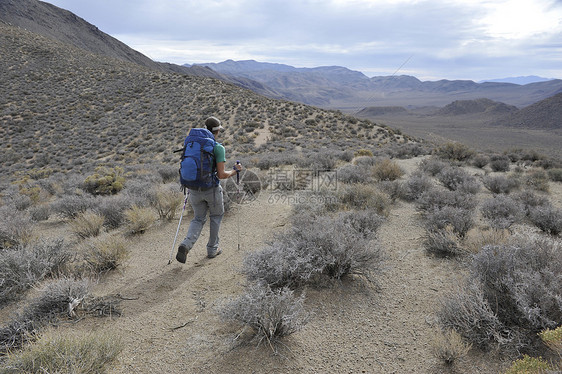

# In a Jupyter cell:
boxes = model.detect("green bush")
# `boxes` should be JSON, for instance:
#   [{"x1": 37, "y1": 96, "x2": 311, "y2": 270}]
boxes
[
  {"x1": 504, "y1": 355, "x2": 553, "y2": 374},
  {"x1": 83, "y1": 166, "x2": 125, "y2": 195},
  {"x1": 434, "y1": 142, "x2": 474, "y2": 162}
]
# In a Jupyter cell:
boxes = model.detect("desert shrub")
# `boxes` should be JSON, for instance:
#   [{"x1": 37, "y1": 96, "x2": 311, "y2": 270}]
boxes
[
  {"x1": 524, "y1": 169, "x2": 550, "y2": 192},
  {"x1": 401, "y1": 172, "x2": 433, "y2": 202},
  {"x1": 1, "y1": 329, "x2": 122, "y2": 374},
  {"x1": 471, "y1": 154, "x2": 490, "y2": 169},
  {"x1": 451, "y1": 237, "x2": 562, "y2": 351},
  {"x1": 503, "y1": 355, "x2": 554, "y2": 374},
  {"x1": 122, "y1": 179, "x2": 158, "y2": 208},
  {"x1": 371, "y1": 158, "x2": 404, "y2": 181},
  {"x1": 219, "y1": 283, "x2": 310, "y2": 345},
  {"x1": 480, "y1": 195, "x2": 523, "y2": 230},
  {"x1": 489, "y1": 155, "x2": 511, "y2": 172},
  {"x1": 354, "y1": 148, "x2": 373, "y2": 157},
  {"x1": 430, "y1": 329, "x2": 471, "y2": 366},
  {"x1": 540, "y1": 326, "x2": 562, "y2": 354},
  {"x1": 337, "y1": 184, "x2": 391, "y2": 216},
  {"x1": 547, "y1": 168, "x2": 562, "y2": 182},
  {"x1": 434, "y1": 142, "x2": 474, "y2": 162},
  {"x1": 336, "y1": 210, "x2": 385, "y2": 240},
  {"x1": 157, "y1": 164, "x2": 179, "y2": 183},
  {"x1": 482, "y1": 175, "x2": 520, "y2": 194},
  {"x1": 513, "y1": 190, "x2": 550, "y2": 217},
  {"x1": 353, "y1": 155, "x2": 378, "y2": 167},
  {"x1": 438, "y1": 283, "x2": 511, "y2": 350},
  {"x1": 463, "y1": 228, "x2": 510, "y2": 254},
  {"x1": 152, "y1": 184, "x2": 183, "y2": 221},
  {"x1": 94, "y1": 194, "x2": 131, "y2": 229},
  {"x1": 124, "y1": 205, "x2": 156, "y2": 234},
  {"x1": 0, "y1": 278, "x2": 90, "y2": 353},
  {"x1": 50, "y1": 194, "x2": 97, "y2": 219},
  {"x1": 336, "y1": 163, "x2": 368, "y2": 184},
  {"x1": 243, "y1": 213, "x2": 385, "y2": 288},
  {"x1": 81, "y1": 234, "x2": 129, "y2": 274},
  {"x1": 418, "y1": 158, "x2": 450, "y2": 176},
  {"x1": 416, "y1": 189, "x2": 478, "y2": 214},
  {"x1": 83, "y1": 166, "x2": 125, "y2": 195},
  {"x1": 70, "y1": 210, "x2": 105, "y2": 239},
  {"x1": 437, "y1": 167, "x2": 480, "y2": 194},
  {"x1": 243, "y1": 238, "x2": 322, "y2": 289},
  {"x1": 254, "y1": 152, "x2": 300, "y2": 170},
  {"x1": 0, "y1": 205, "x2": 34, "y2": 249},
  {"x1": 529, "y1": 205, "x2": 562, "y2": 236},
  {"x1": 29, "y1": 204, "x2": 51, "y2": 222},
  {"x1": 424, "y1": 206, "x2": 474, "y2": 238},
  {"x1": 0, "y1": 238, "x2": 72, "y2": 306},
  {"x1": 297, "y1": 150, "x2": 341, "y2": 171},
  {"x1": 387, "y1": 143, "x2": 431, "y2": 159},
  {"x1": 424, "y1": 228, "x2": 464, "y2": 257},
  {"x1": 377, "y1": 180, "x2": 404, "y2": 202},
  {"x1": 3, "y1": 188, "x2": 33, "y2": 211}
]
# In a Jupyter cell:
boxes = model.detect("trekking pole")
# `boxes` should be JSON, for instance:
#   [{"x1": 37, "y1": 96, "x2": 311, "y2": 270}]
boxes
[
  {"x1": 168, "y1": 191, "x2": 189, "y2": 265},
  {"x1": 234, "y1": 161, "x2": 241, "y2": 251}
]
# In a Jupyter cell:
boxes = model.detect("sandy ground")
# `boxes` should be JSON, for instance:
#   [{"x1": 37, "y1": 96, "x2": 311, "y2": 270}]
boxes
[{"x1": 10, "y1": 157, "x2": 561, "y2": 373}]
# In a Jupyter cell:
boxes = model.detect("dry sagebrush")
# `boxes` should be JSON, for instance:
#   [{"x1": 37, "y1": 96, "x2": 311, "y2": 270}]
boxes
[
  {"x1": 0, "y1": 238, "x2": 73, "y2": 306},
  {"x1": 438, "y1": 236, "x2": 562, "y2": 353},
  {"x1": 219, "y1": 283, "x2": 310, "y2": 346}
]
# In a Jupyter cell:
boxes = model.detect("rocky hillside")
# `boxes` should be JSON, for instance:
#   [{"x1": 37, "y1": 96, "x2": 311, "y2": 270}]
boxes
[
  {"x1": 491, "y1": 92, "x2": 562, "y2": 130},
  {"x1": 0, "y1": 0, "x2": 283, "y2": 98},
  {"x1": 0, "y1": 23, "x2": 409, "y2": 185},
  {"x1": 436, "y1": 98, "x2": 518, "y2": 116}
]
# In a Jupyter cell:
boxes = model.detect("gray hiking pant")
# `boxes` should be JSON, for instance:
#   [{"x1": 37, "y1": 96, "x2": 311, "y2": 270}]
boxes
[{"x1": 182, "y1": 185, "x2": 224, "y2": 256}]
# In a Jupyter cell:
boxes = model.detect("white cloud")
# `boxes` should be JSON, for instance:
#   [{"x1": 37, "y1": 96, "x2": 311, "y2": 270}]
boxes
[{"x1": 44, "y1": 0, "x2": 562, "y2": 80}]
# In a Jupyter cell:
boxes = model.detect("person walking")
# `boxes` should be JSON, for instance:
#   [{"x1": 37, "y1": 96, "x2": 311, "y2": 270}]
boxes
[{"x1": 176, "y1": 116, "x2": 242, "y2": 263}]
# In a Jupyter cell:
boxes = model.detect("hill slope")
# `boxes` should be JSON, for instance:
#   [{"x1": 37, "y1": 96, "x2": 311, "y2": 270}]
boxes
[
  {"x1": 491, "y1": 93, "x2": 562, "y2": 130},
  {"x1": 0, "y1": 23, "x2": 407, "y2": 184},
  {"x1": 436, "y1": 98, "x2": 518, "y2": 116},
  {"x1": 0, "y1": 0, "x2": 283, "y2": 97}
]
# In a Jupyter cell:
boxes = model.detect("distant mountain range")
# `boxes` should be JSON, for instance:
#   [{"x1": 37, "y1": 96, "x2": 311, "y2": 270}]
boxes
[
  {"x1": 191, "y1": 60, "x2": 562, "y2": 110},
  {"x1": 480, "y1": 76, "x2": 554, "y2": 85},
  {"x1": 2, "y1": 0, "x2": 560, "y2": 134}
]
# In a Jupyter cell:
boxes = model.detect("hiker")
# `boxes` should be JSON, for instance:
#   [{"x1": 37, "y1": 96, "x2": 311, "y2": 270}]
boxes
[{"x1": 176, "y1": 116, "x2": 242, "y2": 263}]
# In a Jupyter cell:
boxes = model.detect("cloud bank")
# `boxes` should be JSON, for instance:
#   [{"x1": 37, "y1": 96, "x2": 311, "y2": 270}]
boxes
[{"x1": 45, "y1": 0, "x2": 562, "y2": 80}]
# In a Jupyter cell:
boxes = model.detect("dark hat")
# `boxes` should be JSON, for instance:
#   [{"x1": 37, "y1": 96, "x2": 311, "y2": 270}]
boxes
[{"x1": 205, "y1": 116, "x2": 224, "y2": 132}]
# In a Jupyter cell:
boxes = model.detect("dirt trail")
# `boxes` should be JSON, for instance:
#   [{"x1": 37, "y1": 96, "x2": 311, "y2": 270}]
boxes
[{"x1": 28, "y1": 158, "x2": 512, "y2": 373}]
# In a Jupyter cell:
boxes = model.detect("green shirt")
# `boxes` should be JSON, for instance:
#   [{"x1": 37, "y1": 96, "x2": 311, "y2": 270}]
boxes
[{"x1": 214, "y1": 143, "x2": 226, "y2": 163}]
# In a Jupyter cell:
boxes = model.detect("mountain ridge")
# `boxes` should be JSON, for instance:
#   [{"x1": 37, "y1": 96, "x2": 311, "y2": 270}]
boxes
[{"x1": 192, "y1": 59, "x2": 562, "y2": 109}]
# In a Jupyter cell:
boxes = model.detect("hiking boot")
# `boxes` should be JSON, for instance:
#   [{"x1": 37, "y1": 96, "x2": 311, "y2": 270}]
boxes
[
  {"x1": 207, "y1": 248, "x2": 222, "y2": 259},
  {"x1": 176, "y1": 242, "x2": 190, "y2": 264}
]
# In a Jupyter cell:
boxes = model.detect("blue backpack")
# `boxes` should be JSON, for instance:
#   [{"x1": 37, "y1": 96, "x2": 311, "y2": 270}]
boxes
[{"x1": 179, "y1": 128, "x2": 219, "y2": 189}]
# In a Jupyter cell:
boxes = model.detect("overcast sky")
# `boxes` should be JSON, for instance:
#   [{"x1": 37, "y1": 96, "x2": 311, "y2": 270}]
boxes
[{"x1": 44, "y1": 0, "x2": 562, "y2": 81}]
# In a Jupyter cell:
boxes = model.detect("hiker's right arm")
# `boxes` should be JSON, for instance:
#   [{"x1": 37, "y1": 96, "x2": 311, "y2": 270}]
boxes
[{"x1": 216, "y1": 161, "x2": 242, "y2": 179}]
